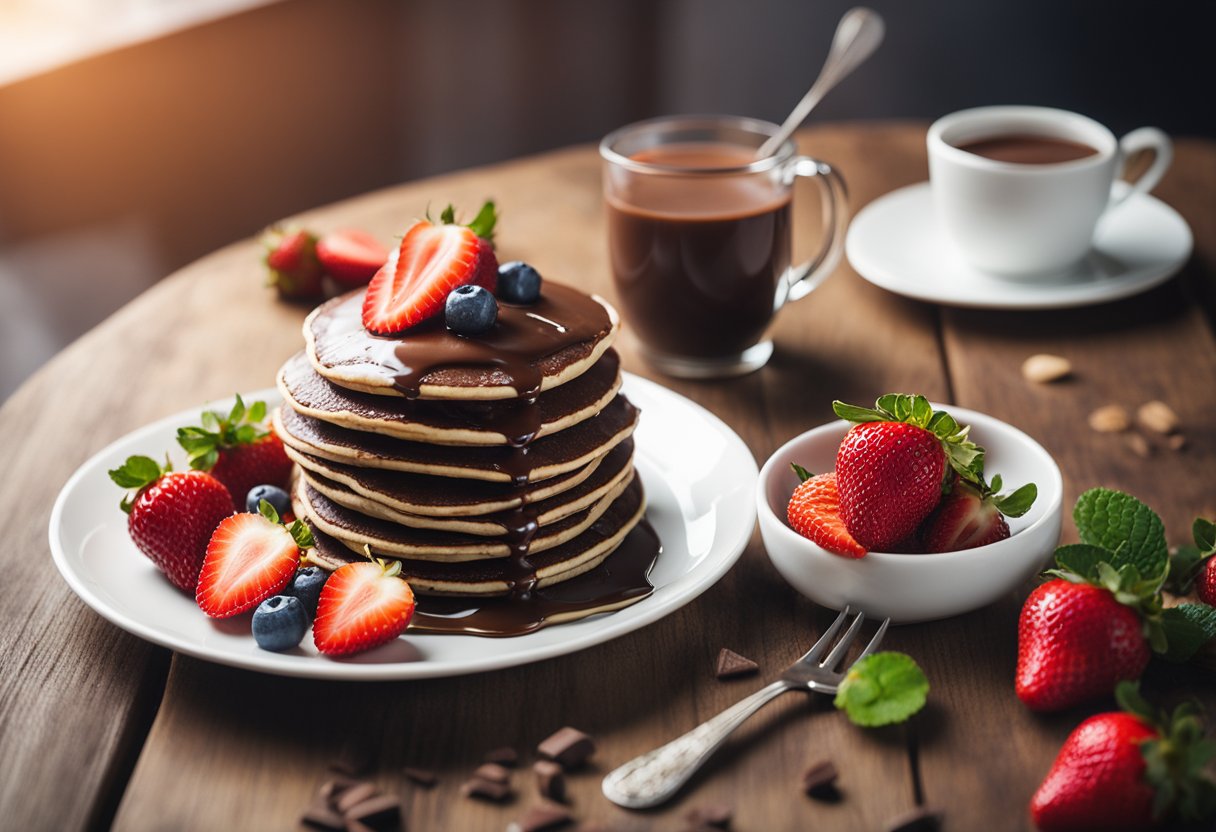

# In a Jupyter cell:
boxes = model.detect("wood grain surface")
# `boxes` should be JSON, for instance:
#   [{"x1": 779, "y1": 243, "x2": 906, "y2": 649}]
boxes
[{"x1": 0, "y1": 125, "x2": 1212, "y2": 832}]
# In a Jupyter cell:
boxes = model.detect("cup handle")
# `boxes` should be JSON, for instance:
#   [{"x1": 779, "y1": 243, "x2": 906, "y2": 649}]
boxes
[
  {"x1": 780, "y1": 156, "x2": 849, "y2": 305},
  {"x1": 1107, "y1": 127, "x2": 1172, "y2": 213}
]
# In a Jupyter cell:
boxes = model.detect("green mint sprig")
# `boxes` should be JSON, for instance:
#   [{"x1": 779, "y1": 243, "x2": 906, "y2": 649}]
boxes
[{"x1": 833, "y1": 651, "x2": 929, "y2": 727}]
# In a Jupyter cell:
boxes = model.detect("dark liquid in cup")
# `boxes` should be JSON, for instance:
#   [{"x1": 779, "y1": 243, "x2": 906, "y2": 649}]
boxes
[
  {"x1": 606, "y1": 143, "x2": 790, "y2": 359},
  {"x1": 954, "y1": 134, "x2": 1099, "y2": 165}
]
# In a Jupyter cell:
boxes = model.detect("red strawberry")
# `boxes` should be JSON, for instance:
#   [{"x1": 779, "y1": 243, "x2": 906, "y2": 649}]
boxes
[
  {"x1": 262, "y1": 227, "x2": 324, "y2": 299},
  {"x1": 313, "y1": 557, "x2": 416, "y2": 655},
  {"x1": 1199, "y1": 559, "x2": 1216, "y2": 606},
  {"x1": 1031, "y1": 682, "x2": 1216, "y2": 831},
  {"x1": 473, "y1": 237, "x2": 499, "y2": 293},
  {"x1": 176, "y1": 395, "x2": 291, "y2": 504},
  {"x1": 786, "y1": 467, "x2": 866, "y2": 558},
  {"x1": 1016, "y1": 579, "x2": 1150, "y2": 711},
  {"x1": 195, "y1": 503, "x2": 312, "y2": 618},
  {"x1": 316, "y1": 229, "x2": 388, "y2": 287},
  {"x1": 921, "y1": 475, "x2": 1037, "y2": 552},
  {"x1": 109, "y1": 456, "x2": 234, "y2": 592}
]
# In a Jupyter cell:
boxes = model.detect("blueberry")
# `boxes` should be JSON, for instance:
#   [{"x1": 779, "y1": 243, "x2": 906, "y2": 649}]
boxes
[
  {"x1": 497, "y1": 261, "x2": 542, "y2": 304},
  {"x1": 251, "y1": 595, "x2": 309, "y2": 652},
  {"x1": 246, "y1": 484, "x2": 290, "y2": 516},
  {"x1": 284, "y1": 566, "x2": 328, "y2": 619},
  {"x1": 445, "y1": 284, "x2": 498, "y2": 334}
]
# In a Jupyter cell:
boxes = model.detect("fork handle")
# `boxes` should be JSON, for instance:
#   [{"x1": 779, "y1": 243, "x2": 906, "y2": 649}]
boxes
[{"x1": 601, "y1": 680, "x2": 793, "y2": 808}]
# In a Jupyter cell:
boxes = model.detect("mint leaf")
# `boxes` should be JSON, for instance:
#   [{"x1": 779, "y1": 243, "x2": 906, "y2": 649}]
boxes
[
  {"x1": 791, "y1": 463, "x2": 814, "y2": 483},
  {"x1": 1195, "y1": 519, "x2": 1216, "y2": 555},
  {"x1": 833, "y1": 652, "x2": 929, "y2": 727},
  {"x1": 1160, "y1": 605, "x2": 1216, "y2": 663},
  {"x1": 1051, "y1": 543, "x2": 1115, "y2": 582},
  {"x1": 1074, "y1": 488, "x2": 1168, "y2": 579}
]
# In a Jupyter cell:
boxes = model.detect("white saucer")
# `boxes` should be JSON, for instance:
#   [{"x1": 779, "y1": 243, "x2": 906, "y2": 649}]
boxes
[{"x1": 845, "y1": 182, "x2": 1192, "y2": 310}]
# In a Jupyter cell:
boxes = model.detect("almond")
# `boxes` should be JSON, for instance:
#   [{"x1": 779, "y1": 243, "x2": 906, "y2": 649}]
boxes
[
  {"x1": 1126, "y1": 433, "x2": 1152, "y2": 458},
  {"x1": 1088, "y1": 405, "x2": 1130, "y2": 433},
  {"x1": 1137, "y1": 400, "x2": 1179, "y2": 434},
  {"x1": 1168, "y1": 434, "x2": 1188, "y2": 452},
  {"x1": 1021, "y1": 354, "x2": 1072, "y2": 384}
]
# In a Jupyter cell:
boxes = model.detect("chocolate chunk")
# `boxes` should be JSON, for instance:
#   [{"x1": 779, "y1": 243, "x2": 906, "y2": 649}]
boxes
[
  {"x1": 884, "y1": 806, "x2": 943, "y2": 832},
  {"x1": 462, "y1": 776, "x2": 513, "y2": 802},
  {"x1": 802, "y1": 759, "x2": 840, "y2": 799},
  {"x1": 335, "y1": 782, "x2": 379, "y2": 814},
  {"x1": 715, "y1": 648, "x2": 759, "y2": 679},
  {"x1": 474, "y1": 762, "x2": 512, "y2": 784},
  {"x1": 485, "y1": 746, "x2": 520, "y2": 767},
  {"x1": 683, "y1": 801, "x2": 733, "y2": 828},
  {"x1": 509, "y1": 802, "x2": 574, "y2": 832},
  {"x1": 343, "y1": 794, "x2": 402, "y2": 829},
  {"x1": 537, "y1": 727, "x2": 596, "y2": 769},
  {"x1": 301, "y1": 802, "x2": 346, "y2": 830},
  {"x1": 533, "y1": 760, "x2": 566, "y2": 802},
  {"x1": 330, "y1": 743, "x2": 374, "y2": 777},
  {"x1": 402, "y1": 766, "x2": 437, "y2": 787}
]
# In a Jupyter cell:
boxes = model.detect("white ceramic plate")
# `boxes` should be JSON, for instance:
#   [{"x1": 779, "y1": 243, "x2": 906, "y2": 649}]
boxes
[
  {"x1": 49, "y1": 374, "x2": 758, "y2": 680},
  {"x1": 846, "y1": 182, "x2": 1192, "y2": 309}
]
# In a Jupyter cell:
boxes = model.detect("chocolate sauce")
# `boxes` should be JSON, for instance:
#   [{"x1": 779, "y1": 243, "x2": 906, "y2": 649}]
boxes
[{"x1": 409, "y1": 519, "x2": 661, "y2": 636}]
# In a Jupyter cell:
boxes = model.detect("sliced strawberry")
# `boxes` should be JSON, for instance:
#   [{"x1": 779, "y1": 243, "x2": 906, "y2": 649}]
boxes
[
  {"x1": 786, "y1": 468, "x2": 866, "y2": 558},
  {"x1": 316, "y1": 229, "x2": 389, "y2": 287},
  {"x1": 313, "y1": 558, "x2": 416, "y2": 655},
  {"x1": 922, "y1": 476, "x2": 1036, "y2": 553},
  {"x1": 196, "y1": 508, "x2": 308, "y2": 618}
]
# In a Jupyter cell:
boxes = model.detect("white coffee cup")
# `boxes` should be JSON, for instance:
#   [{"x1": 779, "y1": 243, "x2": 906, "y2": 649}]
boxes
[{"x1": 927, "y1": 106, "x2": 1172, "y2": 276}]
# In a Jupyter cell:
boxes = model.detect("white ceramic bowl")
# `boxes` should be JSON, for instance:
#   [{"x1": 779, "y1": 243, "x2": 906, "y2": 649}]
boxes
[{"x1": 756, "y1": 405, "x2": 1063, "y2": 623}]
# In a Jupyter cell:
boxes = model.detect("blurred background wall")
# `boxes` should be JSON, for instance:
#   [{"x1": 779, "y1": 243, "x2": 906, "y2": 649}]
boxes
[{"x1": 1, "y1": 0, "x2": 1212, "y2": 400}]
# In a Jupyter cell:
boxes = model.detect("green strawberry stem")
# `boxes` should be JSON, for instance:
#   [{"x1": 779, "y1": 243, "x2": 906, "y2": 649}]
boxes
[
  {"x1": 791, "y1": 463, "x2": 814, "y2": 483},
  {"x1": 434, "y1": 200, "x2": 498, "y2": 242},
  {"x1": 175, "y1": 394, "x2": 269, "y2": 471},
  {"x1": 257, "y1": 499, "x2": 314, "y2": 549}
]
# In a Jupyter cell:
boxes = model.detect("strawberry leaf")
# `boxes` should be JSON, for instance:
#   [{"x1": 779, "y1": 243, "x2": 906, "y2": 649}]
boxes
[
  {"x1": 1074, "y1": 488, "x2": 1168, "y2": 581},
  {"x1": 176, "y1": 396, "x2": 271, "y2": 471},
  {"x1": 1160, "y1": 605, "x2": 1216, "y2": 663},
  {"x1": 258, "y1": 498, "x2": 280, "y2": 525},
  {"x1": 993, "y1": 483, "x2": 1037, "y2": 518},
  {"x1": 833, "y1": 651, "x2": 929, "y2": 727},
  {"x1": 288, "y1": 519, "x2": 315, "y2": 550},
  {"x1": 791, "y1": 463, "x2": 814, "y2": 483},
  {"x1": 832, "y1": 400, "x2": 888, "y2": 423},
  {"x1": 1195, "y1": 518, "x2": 1216, "y2": 554},
  {"x1": 1050, "y1": 543, "x2": 1117, "y2": 582},
  {"x1": 108, "y1": 455, "x2": 165, "y2": 490},
  {"x1": 466, "y1": 200, "x2": 498, "y2": 242}
]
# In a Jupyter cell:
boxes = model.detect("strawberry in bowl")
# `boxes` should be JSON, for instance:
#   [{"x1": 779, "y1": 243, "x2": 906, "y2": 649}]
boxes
[{"x1": 758, "y1": 395, "x2": 1063, "y2": 623}]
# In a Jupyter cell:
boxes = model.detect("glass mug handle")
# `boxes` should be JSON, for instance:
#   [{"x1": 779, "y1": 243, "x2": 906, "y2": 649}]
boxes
[
  {"x1": 1107, "y1": 127, "x2": 1172, "y2": 213},
  {"x1": 779, "y1": 156, "x2": 849, "y2": 306}
]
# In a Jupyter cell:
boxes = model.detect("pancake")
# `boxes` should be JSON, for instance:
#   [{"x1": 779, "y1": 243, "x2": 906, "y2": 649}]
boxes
[
  {"x1": 279, "y1": 348, "x2": 621, "y2": 446},
  {"x1": 306, "y1": 478, "x2": 646, "y2": 596},
  {"x1": 274, "y1": 393, "x2": 639, "y2": 484},
  {"x1": 306, "y1": 283, "x2": 619, "y2": 400},
  {"x1": 294, "y1": 470, "x2": 634, "y2": 561},
  {"x1": 299, "y1": 440, "x2": 634, "y2": 535}
]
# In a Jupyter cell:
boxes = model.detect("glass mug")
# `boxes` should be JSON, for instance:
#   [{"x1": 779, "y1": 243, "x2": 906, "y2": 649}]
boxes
[{"x1": 600, "y1": 115, "x2": 847, "y2": 378}]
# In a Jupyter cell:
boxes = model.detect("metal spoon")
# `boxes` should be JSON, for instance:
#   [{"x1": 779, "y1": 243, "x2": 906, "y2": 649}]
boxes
[{"x1": 756, "y1": 7, "x2": 885, "y2": 159}]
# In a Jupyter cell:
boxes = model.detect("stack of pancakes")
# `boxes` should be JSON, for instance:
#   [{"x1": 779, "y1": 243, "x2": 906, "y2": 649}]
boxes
[{"x1": 273, "y1": 281, "x2": 645, "y2": 598}]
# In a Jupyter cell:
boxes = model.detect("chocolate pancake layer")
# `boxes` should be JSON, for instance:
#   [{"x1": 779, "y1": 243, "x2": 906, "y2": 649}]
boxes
[
  {"x1": 273, "y1": 393, "x2": 639, "y2": 484},
  {"x1": 294, "y1": 471, "x2": 634, "y2": 561},
  {"x1": 306, "y1": 283, "x2": 619, "y2": 400},
  {"x1": 279, "y1": 349, "x2": 621, "y2": 446},
  {"x1": 300, "y1": 440, "x2": 634, "y2": 536},
  {"x1": 306, "y1": 478, "x2": 646, "y2": 596}
]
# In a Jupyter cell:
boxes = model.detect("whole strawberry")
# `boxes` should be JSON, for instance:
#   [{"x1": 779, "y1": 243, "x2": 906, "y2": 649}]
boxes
[
  {"x1": 176, "y1": 395, "x2": 292, "y2": 504},
  {"x1": 262, "y1": 227, "x2": 324, "y2": 300},
  {"x1": 1016, "y1": 579, "x2": 1151, "y2": 712},
  {"x1": 1031, "y1": 682, "x2": 1216, "y2": 831},
  {"x1": 109, "y1": 455, "x2": 234, "y2": 592},
  {"x1": 832, "y1": 395, "x2": 985, "y2": 551}
]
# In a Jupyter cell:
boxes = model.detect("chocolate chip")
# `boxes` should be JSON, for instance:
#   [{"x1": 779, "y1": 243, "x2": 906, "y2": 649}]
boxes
[
  {"x1": 335, "y1": 782, "x2": 379, "y2": 814},
  {"x1": 402, "y1": 766, "x2": 437, "y2": 787},
  {"x1": 884, "y1": 806, "x2": 943, "y2": 832},
  {"x1": 330, "y1": 743, "x2": 373, "y2": 777},
  {"x1": 342, "y1": 794, "x2": 402, "y2": 829},
  {"x1": 462, "y1": 776, "x2": 513, "y2": 802},
  {"x1": 508, "y1": 802, "x2": 574, "y2": 832},
  {"x1": 537, "y1": 727, "x2": 596, "y2": 769},
  {"x1": 474, "y1": 762, "x2": 512, "y2": 784},
  {"x1": 801, "y1": 759, "x2": 840, "y2": 800},
  {"x1": 485, "y1": 746, "x2": 520, "y2": 767},
  {"x1": 715, "y1": 648, "x2": 759, "y2": 679},
  {"x1": 683, "y1": 801, "x2": 733, "y2": 828},
  {"x1": 533, "y1": 760, "x2": 566, "y2": 802},
  {"x1": 301, "y1": 802, "x2": 347, "y2": 830}
]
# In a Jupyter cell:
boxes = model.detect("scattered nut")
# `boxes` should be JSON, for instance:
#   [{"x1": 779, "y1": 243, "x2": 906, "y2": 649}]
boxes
[
  {"x1": 1168, "y1": 434, "x2": 1188, "y2": 452},
  {"x1": 1088, "y1": 405, "x2": 1130, "y2": 433},
  {"x1": 1137, "y1": 400, "x2": 1180, "y2": 434},
  {"x1": 1126, "y1": 433, "x2": 1152, "y2": 458},
  {"x1": 1021, "y1": 354, "x2": 1072, "y2": 384}
]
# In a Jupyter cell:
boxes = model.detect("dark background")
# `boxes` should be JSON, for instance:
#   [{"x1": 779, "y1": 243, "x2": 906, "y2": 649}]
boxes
[{"x1": 0, "y1": 0, "x2": 1212, "y2": 399}]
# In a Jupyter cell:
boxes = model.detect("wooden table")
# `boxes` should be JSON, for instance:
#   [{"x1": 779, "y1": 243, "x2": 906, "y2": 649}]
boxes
[{"x1": 2, "y1": 124, "x2": 1213, "y2": 832}]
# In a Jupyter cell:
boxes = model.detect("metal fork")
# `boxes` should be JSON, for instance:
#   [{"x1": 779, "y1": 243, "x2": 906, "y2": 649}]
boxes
[{"x1": 601, "y1": 606, "x2": 890, "y2": 809}]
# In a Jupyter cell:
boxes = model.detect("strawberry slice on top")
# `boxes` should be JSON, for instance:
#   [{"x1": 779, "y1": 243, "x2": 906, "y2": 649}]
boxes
[
  {"x1": 362, "y1": 201, "x2": 498, "y2": 335},
  {"x1": 313, "y1": 556, "x2": 416, "y2": 656}
]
